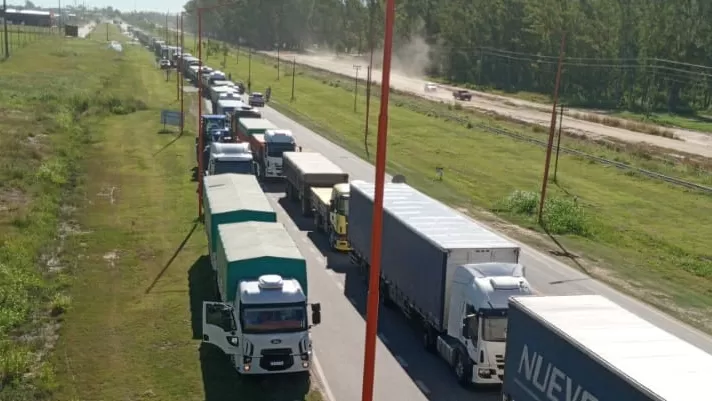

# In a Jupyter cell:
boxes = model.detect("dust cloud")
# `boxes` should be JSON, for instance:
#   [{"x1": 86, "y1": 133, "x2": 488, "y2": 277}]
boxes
[{"x1": 368, "y1": 35, "x2": 434, "y2": 79}]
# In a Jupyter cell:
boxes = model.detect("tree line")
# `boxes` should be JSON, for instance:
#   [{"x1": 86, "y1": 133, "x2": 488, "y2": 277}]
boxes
[{"x1": 167, "y1": 0, "x2": 712, "y2": 113}]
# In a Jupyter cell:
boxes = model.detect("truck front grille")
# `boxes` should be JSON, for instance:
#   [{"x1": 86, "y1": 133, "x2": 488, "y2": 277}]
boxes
[
  {"x1": 496, "y1": 354, "x2": 505, "y2": 370},
  {"x1": 259, "y1": 348, "x2": 294, "y2": 371}
]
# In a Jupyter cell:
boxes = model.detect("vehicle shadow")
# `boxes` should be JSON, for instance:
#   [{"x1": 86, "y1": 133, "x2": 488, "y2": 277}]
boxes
[
  {"x1": 276, "y1": 196, "x2": 313, "y2": 231},
  {"x1": 259, "y1": 180, "x2": 286, "y2": 194},
  {"x1": 188, "y1": 257, "x2": 316, "y2": 401}
]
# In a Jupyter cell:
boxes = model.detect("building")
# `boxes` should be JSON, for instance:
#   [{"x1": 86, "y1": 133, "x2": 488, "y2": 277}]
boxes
[{"x1": 1, "y1": 9, "x2": 54, "y2": 27}]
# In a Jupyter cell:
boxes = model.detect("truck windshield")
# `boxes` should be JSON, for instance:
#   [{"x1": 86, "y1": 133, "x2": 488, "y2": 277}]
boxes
[
  {"x1": 337, "y1": 196, "x2": 349, "y2": 216},
  {"x1": 266, "y1": 142, "x2": 296, "y2": 158},
  {"x1": 483, "y1": 316, "x2": 508, "y2": 342},
  {"x1": 241, "y1": 305, "x2": 307, "y2": 334},
  {"x1": 214, "y1": 160, "x2": 253, "y2": 175}
]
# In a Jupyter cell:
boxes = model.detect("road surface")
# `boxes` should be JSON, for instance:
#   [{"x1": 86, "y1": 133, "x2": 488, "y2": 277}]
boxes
[
  {"x1": 260, "y1": 51, "x2": 712, "y2": 159},
  {"x1": 199, "y1": 94, "x2": 712, "y2": 401}
]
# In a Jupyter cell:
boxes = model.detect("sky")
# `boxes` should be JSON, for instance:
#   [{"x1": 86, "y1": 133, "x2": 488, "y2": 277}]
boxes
[{"x1": 30, "y1": 0, "x2": 186, "y2": 13}]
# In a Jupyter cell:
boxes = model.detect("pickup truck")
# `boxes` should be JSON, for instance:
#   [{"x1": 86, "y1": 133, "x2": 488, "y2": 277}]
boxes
[{"x1": 453, "y1": 89, "x2": 472, "y2": 101}]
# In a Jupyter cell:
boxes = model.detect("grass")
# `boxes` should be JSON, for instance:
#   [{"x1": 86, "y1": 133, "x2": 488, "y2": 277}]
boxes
[
  {"x1": 178, "y1": 34, "x2": 712, "y2": 331},
  {"x1": 42, "y1": 24, "x2": 322, "y2": 401},
  {"x1": 612, "y1": 110, "x2": 712, "y2": 134}
]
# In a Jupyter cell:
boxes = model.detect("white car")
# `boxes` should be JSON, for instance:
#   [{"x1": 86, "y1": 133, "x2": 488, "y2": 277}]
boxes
[{"x1": 424, "y1": 82, "x2": 437, "y2": 92}]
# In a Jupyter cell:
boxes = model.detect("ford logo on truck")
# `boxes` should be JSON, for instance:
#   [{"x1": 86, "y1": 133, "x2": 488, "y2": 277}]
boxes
[
  {"x1": 516, "y1": 345, "x2": 599, "y2": 401},
  {"x1": 270, "y1": 339, "x2": 282, "y2": 344}
]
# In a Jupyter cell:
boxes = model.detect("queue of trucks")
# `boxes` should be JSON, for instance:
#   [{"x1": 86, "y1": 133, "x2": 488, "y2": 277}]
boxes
[{"x1": 132, "y1": 26, "x2": 712, "y2": 397}]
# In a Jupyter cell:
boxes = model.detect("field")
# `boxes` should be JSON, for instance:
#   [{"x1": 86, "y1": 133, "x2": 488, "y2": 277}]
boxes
[
  {"x1": 0, "y1": 25, "x2": 59, "y2": 56},
  {"x1": 178, "y1": 35, "x2": 712, "y2": 330},
  {"x1": 0, "y1": 24, "x2": 321, "y2": 400}
]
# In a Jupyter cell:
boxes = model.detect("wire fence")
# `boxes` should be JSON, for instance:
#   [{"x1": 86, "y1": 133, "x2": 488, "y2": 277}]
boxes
[{"x1": 1, "y1": 25, "x2": 60, "y2": 59}]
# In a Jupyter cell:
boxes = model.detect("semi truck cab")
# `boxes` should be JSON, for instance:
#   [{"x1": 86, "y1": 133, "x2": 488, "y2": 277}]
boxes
[
  {"x1": 311, "y1": 183, "x2": 350, "y2": 251},
  {"x1": 202, "y1": 274, "x2": 321, "y2": 374},
  {"x1": 207, "y1": 142, "x2": 254, "y2": 175},
  {"x1": 262, "y1": 130, "x2": 296, "y2": 178},
  {"x1": 439, "y1": 263, "x2": 532, "y2": 386}
]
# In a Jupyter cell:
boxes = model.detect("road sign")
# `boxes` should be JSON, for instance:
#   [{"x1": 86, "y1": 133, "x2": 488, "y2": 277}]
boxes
[{"x1": 160, "y1": 110, "x2": 182, "y2": 128}]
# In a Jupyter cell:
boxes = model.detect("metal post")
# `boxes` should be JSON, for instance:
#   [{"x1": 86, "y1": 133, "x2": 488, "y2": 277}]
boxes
[
  {"x1": 248, "y1": 49, "x2": 252, "y2": 92},
  {"x1": 364, "y1": 65, "x2": 372, "y2": 158},
  {"x1": 353, "y1": 65, "x2": 361, "y2": 112},
  {"x1": 3, "y1": 0, "x2": 9, "y2": 59},
  {"x1": 197, "y1": 8, "x2": 204, "y2": 219},
  {"x1": 290, "y1": 57, "x2": 296, "y2": 102},
  {"x1": 176, "y1": 13, "x2": 179, "y2": 100},
  {"x1": 106, "y1": 22, "x2": 108, "y2": 41},
  {"x1": 553, "y1": 103, "x2": 564, "y2": 182},
  {"x1": 180, "y1": 12, "x2": 184, "y2": 134},
  {"x1": 361, "y1": 0, "x2": 395, "y2": 400},
  {"x1": 276, "y1": 44, "x2": 280, "y2": 81},
  {"x1": 537, "y1": 32, "x2": 567, "y2": 223},
  {"x1": 164, "y1": 12, "x2": 168, "y2": 44}
]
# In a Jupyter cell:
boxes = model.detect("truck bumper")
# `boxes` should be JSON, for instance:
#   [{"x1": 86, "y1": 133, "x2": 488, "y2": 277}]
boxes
[
  {"x1": 235, "y1": 355, "x2": 312, "y2": 375},
  {"x1": 471, "y1": 367, "x2": 504, "y2": 385},
  {"x1": 334, "y1": 240, "x2": 351, "y2": 252}
]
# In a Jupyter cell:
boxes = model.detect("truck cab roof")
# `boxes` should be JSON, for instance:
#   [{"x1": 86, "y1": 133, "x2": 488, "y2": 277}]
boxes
[
  {"x1": 264, "y1": 129, "x2": 295, "y2": 144},
  {"x1": 210, "y1": 142, "x2": 252, "y2": 161},
  {"x1": 239, "y1": 276, "x2": 306, "y2": 305},
  {"x1": 457, "y1": 263, "x2": 532, "y2": 311}
]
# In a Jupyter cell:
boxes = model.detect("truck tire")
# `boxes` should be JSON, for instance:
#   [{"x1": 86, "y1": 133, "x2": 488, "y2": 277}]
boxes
[
  {"x1": 422, "y1": 326, "x2": 436, "y2": 353},
  {"x1": 454, "y1": 352, "x2": 472, "y2": 387},
  {"x1": 301, "y1": 197, "x2": 310, "y2": 216},
  {"x1": 379, "y1": 280, "x2": 394, "y2": 308}
]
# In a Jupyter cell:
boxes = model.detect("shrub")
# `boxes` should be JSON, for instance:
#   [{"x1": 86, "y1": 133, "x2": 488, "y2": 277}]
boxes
[{"x1": 497, "y1": 190, "x2": 589, "y2": 236}]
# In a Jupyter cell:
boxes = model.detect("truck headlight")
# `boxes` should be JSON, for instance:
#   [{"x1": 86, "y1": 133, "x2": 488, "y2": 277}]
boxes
[
  {"x1": 227, "y1": 336, "x2": 239, "y2": 346},
  {"x1": 478, "y1": 368, "x2": 492, "y2": 378}
]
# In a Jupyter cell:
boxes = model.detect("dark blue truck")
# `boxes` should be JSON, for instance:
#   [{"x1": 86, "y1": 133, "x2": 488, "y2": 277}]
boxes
[{"x1": 502, "y1": 295, "x2": 712, "y2": 401}]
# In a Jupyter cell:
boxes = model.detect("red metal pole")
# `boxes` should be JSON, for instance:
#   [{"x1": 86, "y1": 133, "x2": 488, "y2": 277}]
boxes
[
  {"x1": 361, "y1": 0, "x2": 395, "y2": 400},
  {"x1": 197, "y1": 8, "x2": 204, "y2": 219},
  {"x1": 180, "y1": 12, "x2": 184, "y2": 134},
  {"x1": 537, "y1": 32, "x2": 567, "y2": 223}
]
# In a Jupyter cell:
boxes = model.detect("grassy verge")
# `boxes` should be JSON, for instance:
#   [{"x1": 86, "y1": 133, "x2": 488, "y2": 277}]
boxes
[
  {"x1": 0, "y1": 25, "x2": 58, "y2": 55},
  {"x1": 49, "y1": 25, "x2": 322, "y2": 401},
  {"x1": 180, "y1": 35, "x2": 712, "y2": 331},
  {"x1": 612, "y1": 110, "x2": 712, "y2": 134}
]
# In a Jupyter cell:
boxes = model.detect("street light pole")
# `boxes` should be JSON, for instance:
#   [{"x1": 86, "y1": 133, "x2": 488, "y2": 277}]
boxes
[
  {"x1": 197, "y1": 7, "x2": 204, "y2": 219},
  {"x1": 291, "y1": 57, "x2": 296, "y2": 102},
  {"x1": 180, "y1": 12, "x2": 184, "y2": 134},
  {"x1": 3, "y1": 0, "x2": 10, "y2": 59},
  {"x1": 361, "y1": 0, "x2": 396, "y2": 400},
  {"x1": 353, "y1": 65, "x2": 361, "y2": 113},
  {"x1": 248, "y1": 49, "x2": 252, "y2": 92}
]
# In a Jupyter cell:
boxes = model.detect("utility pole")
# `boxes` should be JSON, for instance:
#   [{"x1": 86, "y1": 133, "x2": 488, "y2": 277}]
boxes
[
  {"x1": 164, "y1": 12, "x2": 168, "y2": 44},
  {"x1": 180, "y1": 12, "x2": 184, "y2": 134},
  {"x1": 553, "y1": 103, "x2": 564, "y2": 182},
  {"x1": 3, "y1": 0, "x2": 10, "y2": 59},
  {"x1": 175, "y1": 13, "x2": 179, "y2": 100},
  {"x1": 290, "y1": 57, "x2": 296, "y2": 102},
  {"x1": 105, "y1": 22, "x2": 108, "y2": 41},
  {"x1": 363, "y1": 0, "x2": 377, "y2": 159},
  {"x1": 248, "y1": 49, "x2": 252, "y2": 92},
  {"x1": 537, "y1": 32, "x2": 567, "y2": 223},
  {"x1": 353, "y1": 65, "x2": 362, "y2": 112},
  {"x1": 276, "y1": 43, "x2": 280, "y2": 81}
]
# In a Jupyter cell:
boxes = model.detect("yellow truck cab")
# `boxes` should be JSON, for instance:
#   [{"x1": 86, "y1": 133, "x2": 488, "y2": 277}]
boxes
[{"x1": 311, "y1": 183, "x2": 350, "y2": 251}]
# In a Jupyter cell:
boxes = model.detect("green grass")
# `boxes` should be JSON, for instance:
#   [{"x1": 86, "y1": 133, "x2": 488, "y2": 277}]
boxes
[
  {"x1": 0, "y1": 25, "x2": 59, "y2": 56},
  {"x1": 612, "y1": 110, "x2": 712, "y2": 134},
  {"x1": 45, "y1": 25, "x2": 322, "y2": 401},
  {"x1": 179, "y1": 34, "x2": 712, "y2": 331}
]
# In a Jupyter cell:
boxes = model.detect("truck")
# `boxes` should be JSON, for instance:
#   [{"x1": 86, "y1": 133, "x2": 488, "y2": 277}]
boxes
[
  {"x1": 283, "y1": 152, "x2": 349, "y2": 217},
  {"x1": 203, "y1": 173, "x2": 277, "y2": 272},
  {"x1": 202, "y1": 220, "x2": 322, "y2": 375},
  {"x1": 215, "y1": 98, "x2": 243, "y2": 116},
  {"x1": 207, "y1": 142, "x2": 254, "y2": 176},
  {"x1": 250, "y1": 130, "x2": 297, "y2": 180},
  {"x1": 210, "y1": 85, "x2": 239, "y2": 111},
  {"x1": 196, "y1": 115, "x2": 228, "y2": 163},
  {"x1": 502, "y1": 295, "x2": 712, "y2": 401},
  {"x1": 453, "y1": 89, "x2": 472, "y2": 101},
  {"x1": 234, "y1": 118, "x2": 278, "y2": 143},
  {"x1": 348, "y1": 179, "x2": 532, "y2": 387},
  {"x1": 310, "y1": 183, "x2": 350, "y2": 251}
]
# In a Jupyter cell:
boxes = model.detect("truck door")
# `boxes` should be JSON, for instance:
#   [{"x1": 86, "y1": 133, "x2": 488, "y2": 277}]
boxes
[
  {"x1": 463, "y1": 304, "x2": 479, "y2": 363},
  {"x1": 202, "y1": 301, "x2": 239, "y2": 354}
]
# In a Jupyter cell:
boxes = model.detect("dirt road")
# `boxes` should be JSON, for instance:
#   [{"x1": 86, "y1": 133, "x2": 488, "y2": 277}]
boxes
[{"x1": 261, "y1": 51, "x2": 712, "y2": 159}]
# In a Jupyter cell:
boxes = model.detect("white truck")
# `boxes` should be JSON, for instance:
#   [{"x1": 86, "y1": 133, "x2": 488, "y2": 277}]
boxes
[
  {"x1": 207, "y1": 142, "x2": 254, "y2": 176},
  {"x1": 348, "y1": 179, "x2": 533, "y2": 387},
  {"x1": 202, "y1": 219, "x2": 322, "y2": 375}
]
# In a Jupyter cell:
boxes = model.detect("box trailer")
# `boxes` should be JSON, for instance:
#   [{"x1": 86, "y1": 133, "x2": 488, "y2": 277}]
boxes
[
  {"x1": 283, "y1": 152, "x2": 348, "y2": 216},
  {"x1": 203, "y1": 174, "x2": 276, "y2": 271},
  {"x1": 348, "y1": 180, "x2": 530, "y2": 386},
  {"x1": 503, "y1": 295, "x2": 712, "y2": 401},
  {"x1": 215, "y1": 221, "x2": 308, "y2": 303}
]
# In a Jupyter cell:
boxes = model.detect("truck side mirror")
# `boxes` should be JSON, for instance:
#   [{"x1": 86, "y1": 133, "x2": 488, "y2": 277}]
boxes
[{"x1": 311, "y1": 303, "x2": 322, "y2": 325}]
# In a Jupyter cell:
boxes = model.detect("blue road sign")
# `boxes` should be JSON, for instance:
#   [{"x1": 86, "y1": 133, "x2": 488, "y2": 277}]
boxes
[{"x1": 160, "y1": 110, "x2": 183, "y2": 127}]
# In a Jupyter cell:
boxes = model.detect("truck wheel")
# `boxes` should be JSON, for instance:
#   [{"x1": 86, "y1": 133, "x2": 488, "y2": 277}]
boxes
[
  {"x1": 380, "y1": 281, "x2": 394, "y2": 308},
  {"x1": 422, "y1": 327, "x2": 436, "y2": 353},
  {"x1": 454, "y1": 352, "x2": 472, "y2": 387},
  {"x1": 301, "y1": 198, "x2": 309, "y2": 216}
]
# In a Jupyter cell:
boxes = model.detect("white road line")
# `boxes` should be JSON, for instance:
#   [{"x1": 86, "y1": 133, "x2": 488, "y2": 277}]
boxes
[
  {"x1": 326, "y1": 270, "x2": 336, "y2": 277},
  {"x1": 378, "y1": 333, "x2": 389, "y2": 345},
  {"x1": 336, "y1": 282, "x2": 344, "y2": 291},
  {"x1": 415, "y1": 380, "x2": 431, "y2": 395},
  {"x1": 313, "y1": 353, "x2": 337, "y2": 401},
  {"x1": 395, "y1": 355, "x2": 409, "y2": 368}
]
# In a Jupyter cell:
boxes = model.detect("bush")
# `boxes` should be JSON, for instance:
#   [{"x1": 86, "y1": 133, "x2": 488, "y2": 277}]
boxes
[{"x1": 497, "y1": 190, "x2": 589, "y2": 236}]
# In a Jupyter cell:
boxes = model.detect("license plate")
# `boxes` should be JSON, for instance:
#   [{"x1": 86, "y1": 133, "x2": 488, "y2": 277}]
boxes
[{"x1": 270, "y1": 361, "x2": 284, "y2": 367}]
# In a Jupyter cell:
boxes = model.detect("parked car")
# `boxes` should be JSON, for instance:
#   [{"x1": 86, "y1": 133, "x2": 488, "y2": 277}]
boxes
[
  {"x1": 424, "y1": 82, "x2": 437, "y2": 92},
  {"x1": 159, "y1": 59, "x2": 172, "y2": 70},
  {"x1": 249, "y1": 92, "x2": 265, "y2": 107}
]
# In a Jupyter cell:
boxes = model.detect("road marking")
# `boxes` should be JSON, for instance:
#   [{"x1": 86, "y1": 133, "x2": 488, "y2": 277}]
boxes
[
  {"x1": 313, "y1": 353, "x2": 337, "y2": 401},
  {"x1": 395, "y1": 355, "x2": 409, "y2": 368},
  {"x1": 335, "y1": 282, "x2": 344, "y2": 291},
  {"x1": 301, "y1": 237, "x2": 309, "y2": 243},
  {"x1": 415, "y1": 380, "x2": 430, "y2": 395},
  {"x1": 378, "y1": 333, "x2": 389, "y2": 345},
  {"x1": 326, "y1": 270, "x2": 336, "y2": 277}
]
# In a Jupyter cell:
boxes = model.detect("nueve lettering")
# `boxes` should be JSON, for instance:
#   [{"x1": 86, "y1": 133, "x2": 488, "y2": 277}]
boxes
[{"x1": 517, "y1": 345, "x2": 598, "y2": 401}]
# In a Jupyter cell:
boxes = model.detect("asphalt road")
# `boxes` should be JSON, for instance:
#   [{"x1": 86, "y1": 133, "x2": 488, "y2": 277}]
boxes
[{"x1": 199, "y1": 96, "x2": 712, "y2": 401}]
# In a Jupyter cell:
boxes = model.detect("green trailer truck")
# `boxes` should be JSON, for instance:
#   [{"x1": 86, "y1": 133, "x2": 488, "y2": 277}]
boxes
[
  {"x1": 201, "y1": 221, "x2": 321, "y2": 375},
  {"x1": 203, "y1": 173, "x2": 277, "y2": 271},
  {"x1": 234, "y1": 118, "x2": 278, "y2": 142}
]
